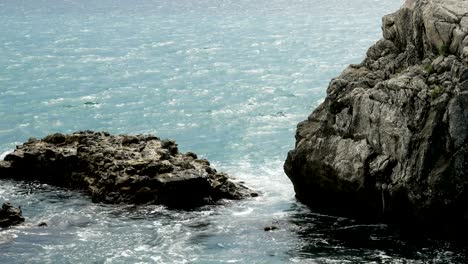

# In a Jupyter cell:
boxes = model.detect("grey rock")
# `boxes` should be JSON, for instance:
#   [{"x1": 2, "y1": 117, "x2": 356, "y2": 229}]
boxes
[
  {"x1": 284, "y1": 0, "x2": 468, "y2": 238},
  {"x1": 0, "y1": 203, "x2": 24, "y2": 228},
  {"x1": 0, "y1": 131, "x2": 254, "y2": 208}
]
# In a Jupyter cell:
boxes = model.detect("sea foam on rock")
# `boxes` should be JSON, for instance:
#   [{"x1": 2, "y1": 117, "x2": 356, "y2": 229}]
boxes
[
  {"x1": 284, "y1": 0, "x2": 468, "y2": 238},
  {"x1": 0, "y1": 131, "x2": 254, "y2": 208}
]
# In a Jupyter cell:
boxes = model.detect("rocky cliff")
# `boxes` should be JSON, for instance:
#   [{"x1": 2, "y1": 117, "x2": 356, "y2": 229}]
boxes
[
  {"x1": 284, "y1": 0, "x2": 468, "y2": 237},
  {"x1": 0, "y1": 131, "x2": 254, "y2": 208}
]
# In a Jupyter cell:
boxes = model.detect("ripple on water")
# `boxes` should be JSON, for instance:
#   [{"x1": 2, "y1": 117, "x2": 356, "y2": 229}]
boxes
[{"x1": 2, "y1": 0, "x2": 466, "y2": 263}]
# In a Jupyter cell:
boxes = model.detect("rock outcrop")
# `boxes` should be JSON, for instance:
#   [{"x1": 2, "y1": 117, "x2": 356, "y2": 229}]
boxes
[
  {"x1": 284, "y1": 0, "x2": 468, "y2": 237},
  {"x1": 0, "y1": 203, "x2": 24, "y2": 228},
  {"x1": 0, "y1": 131, "x2": 254, "y2": 208}
]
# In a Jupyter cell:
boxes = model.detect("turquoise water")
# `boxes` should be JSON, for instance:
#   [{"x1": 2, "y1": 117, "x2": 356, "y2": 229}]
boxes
[{"x1": 1, "y1": 0, "x2": 466, "y2": 263}]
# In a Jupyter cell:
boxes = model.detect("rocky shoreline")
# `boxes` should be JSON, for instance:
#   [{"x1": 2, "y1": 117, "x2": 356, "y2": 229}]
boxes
[
  {"x1": 284, "y1": 0, "x2": 468, "y2": 238},
  {"x1": 0, "y1": 131, "x2": 255, "y2": 208}
]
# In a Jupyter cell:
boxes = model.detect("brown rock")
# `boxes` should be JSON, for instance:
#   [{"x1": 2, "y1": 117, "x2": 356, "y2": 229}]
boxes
[{"x1": 0, "y1": 131, "x2": 254, "y2": 208}]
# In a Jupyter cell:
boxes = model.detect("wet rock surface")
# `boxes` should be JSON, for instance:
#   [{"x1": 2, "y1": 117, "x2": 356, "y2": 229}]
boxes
[
  {"x1": 0, "y1": 131, "x2": 254, "y2": 208},
  {"x1": 0, "y1": 203, "x2": 25, "y2": 228},
  {"x1": 284, "y1": 0, "x2": 468, "y2": 238}
]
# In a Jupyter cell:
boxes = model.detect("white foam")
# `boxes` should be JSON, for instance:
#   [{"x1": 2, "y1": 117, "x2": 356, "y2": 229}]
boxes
[
  {"x1": 80, "y1": 95, "x2": 98, "y2": 101},
  {"x1": 243, "y1": 69, "x2": 265, "y2": 74},
  {"x1": 79, "y1": 55, "x2": 118, "y2": 63},
  {"x1": 0, "y1": 231, "x2": 18, "y2": 244},
  {"x1": 151, "y1": 41, "x2": 174, "y2": 48},
  {"x1": 232, "y1": 207, "x2": 254, "y2": 216},
  {"x1": 54, "y1": 37, "x2": 78, "y2": 44},
  {"x1": 42, "y1": 98, "x2": 65, "y2": 105},
  {"x1": 0, "y1": 150, "x2": 11, "y2": 160}
]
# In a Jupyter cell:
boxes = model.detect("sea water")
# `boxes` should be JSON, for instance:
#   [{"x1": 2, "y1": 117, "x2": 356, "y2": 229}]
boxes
[{"x1": 0, "y1": 0, "x2": 466, "y2": 263}]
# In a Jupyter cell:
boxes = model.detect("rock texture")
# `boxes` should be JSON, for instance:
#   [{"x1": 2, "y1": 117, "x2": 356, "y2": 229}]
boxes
[
  {"x1": 0, "y1": 203, "x2": 24, "y2": 228},
  {"x1": 284, "y1": 0, "x2": 468, "y2": 237},
  {"x1": 0, "y1": 131, "x2": 254, "y2": 208}
]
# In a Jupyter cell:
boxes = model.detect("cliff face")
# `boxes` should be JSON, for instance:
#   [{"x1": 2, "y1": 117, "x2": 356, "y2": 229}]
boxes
[{"x1": 284, "y1": 0, "x2": 468, "y2": 236}]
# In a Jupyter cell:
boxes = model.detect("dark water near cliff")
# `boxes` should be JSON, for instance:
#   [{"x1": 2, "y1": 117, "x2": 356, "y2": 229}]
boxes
[{"x1": 1, "y1": 0, "x2": 467, "y2": 263}]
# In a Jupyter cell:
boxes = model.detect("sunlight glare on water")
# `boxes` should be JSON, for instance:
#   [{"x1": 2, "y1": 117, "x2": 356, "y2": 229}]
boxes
[{"x1": 1, "y1": 0, "x2": 467, "y2": 263}]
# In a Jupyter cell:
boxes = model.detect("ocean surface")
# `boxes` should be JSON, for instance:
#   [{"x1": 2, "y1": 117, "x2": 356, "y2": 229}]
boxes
[{"x1": 0, "y1": 0, "x2": 467, "y2": 263}]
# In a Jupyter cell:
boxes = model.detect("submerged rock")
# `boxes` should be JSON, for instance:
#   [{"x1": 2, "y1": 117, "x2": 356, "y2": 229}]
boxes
[
  {"x1": 0, "y1": 203, "x2": 25, "y2": 228},
  {"x1": 284, "y1": 0, "x2": 468, "y2": 238},
  {"x1": 0, "y1": 131, "x2": 253, "y2": 208},
  {"x1": 263, "y1": 226, "x2": 278, "y2": 232}
]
